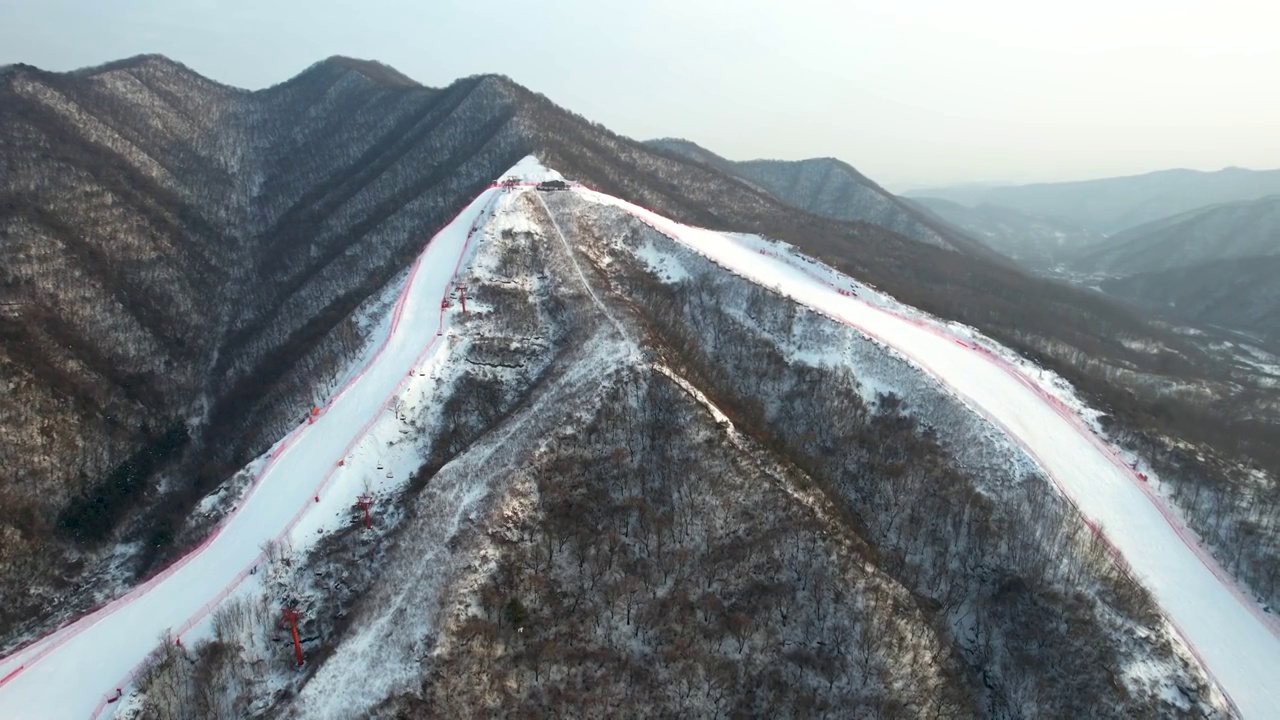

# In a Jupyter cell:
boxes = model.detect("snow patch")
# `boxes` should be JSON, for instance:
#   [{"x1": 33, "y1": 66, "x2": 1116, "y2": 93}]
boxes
[
  {"x1": 500, "y1": 155, "x2": 564, "y2": 184},
  {"x1": 633, "y1": 239, "x2": 692, "y2": 283}
]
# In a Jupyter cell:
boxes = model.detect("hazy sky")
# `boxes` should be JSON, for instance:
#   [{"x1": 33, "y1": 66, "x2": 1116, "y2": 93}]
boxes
[{"x1": 2, "y1": 0, "x2": 1277, "y2": 189}]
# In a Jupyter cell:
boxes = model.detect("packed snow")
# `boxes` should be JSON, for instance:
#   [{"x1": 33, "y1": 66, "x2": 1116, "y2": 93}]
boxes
[
  {"x1": 286, "y1": 187, "x2": 638, "y2": 718},
  {"x1": 578, "y1": 185, "x2": 1280, "y2": 718},
  {"x1": 0, "y1": 170, "x2": 507, "y2": 719},
  {"x1": 3, "y1": 156, "x2": 1278, "y2": 718}
]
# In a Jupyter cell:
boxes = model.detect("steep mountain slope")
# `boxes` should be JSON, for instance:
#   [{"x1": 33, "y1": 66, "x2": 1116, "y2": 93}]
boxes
[
  {"x1": 1102, "y1": 256, "x2": 1280, "y2": 348},
  {"x1": 1072, "y1": 195, "x2": 1280, "y2": 276},
  {"x1": 0, "y1": 165, "x2": 508, "y2": 720},
  {"x1": 4, "y1": 55, "x2": 1189, "y2": 645},
  {"x1": 678, "y1": 144, "x2": 1280, "y2": 612},
  {"x1": 106, "y1": 175, "x2": 1230, "y2": 720},
  {"x1": 909, "y1": 167, "x2": 1280, "y2": 234},
  {"x1": 571, "y1": 180, "x2": 1280, "y2": 718},
  {"x1": 911, "y1": 196, "x2": 1108, "y2": 272},
  {"x1": 0, "y1": 55, "x2": 533, "y2": 638},
  {"x1": 2, "y1": 57, "x2": 1279, "y2": 717},
  {"x1": 645, "y1": 138, "x2": 998, "y2": 257}
]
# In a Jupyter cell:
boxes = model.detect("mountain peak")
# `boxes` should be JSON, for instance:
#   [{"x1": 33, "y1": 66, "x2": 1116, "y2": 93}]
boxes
[
  {"x1": 315, "y1": 56, "x2": 421, "y2": 89},
  {"x1": 1, "y1": 54, "x2": 190, "y2": 84},
  {"x1": 648, "y1": 137, "x2": 709, "y2": 154},
  {"x1": 467, "y1": 72, "x2": 522, "y2": 92},
  {"x1": 77, "y1": 53, "x2": 189, "y2": 77}
]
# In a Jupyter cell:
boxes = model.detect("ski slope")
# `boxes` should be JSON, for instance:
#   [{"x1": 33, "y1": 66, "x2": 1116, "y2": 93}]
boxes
[
  {"x1": 2, "y1": 157, "x2": 1277, "y2": 718},
  {"x1": 0, "y1": 181, "x2": 503, "y2": 719},
  {"x1": 579, "y1": 187, "x2": 1280, "y2": 719}
]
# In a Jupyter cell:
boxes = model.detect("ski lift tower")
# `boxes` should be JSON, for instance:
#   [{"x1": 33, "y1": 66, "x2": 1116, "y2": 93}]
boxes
[
  {"x1": 280, "y1": 607, "x2": 305, "y2": 667},
  {"x1": 356, "y1": 494, "x2": 374, "y2": 529}
]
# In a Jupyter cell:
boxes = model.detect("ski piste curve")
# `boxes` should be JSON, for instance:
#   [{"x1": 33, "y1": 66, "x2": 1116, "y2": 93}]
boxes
[
  {"x1": 0, "y1": 170, "x2": 521, "y2": 719},
  {"x1": 576, "y1": 186, "x2": 1280, "y2": 719},
  {"x1": 754, "y1": 240, "x2": 1280, "y2": 644},
  {"x1": 2, "y1": 157, "x2": 1276, "y2": 717}
]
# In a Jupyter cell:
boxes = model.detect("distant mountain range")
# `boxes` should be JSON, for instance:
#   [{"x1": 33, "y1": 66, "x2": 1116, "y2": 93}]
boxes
[
  {"x1": 908, "y1": 197, "x2": 1107, "y2": 271},
  {"x1": 1101, "y1": 255, "x2": 1280, "y2": 347},
  {"x1": 1069, "y1": 195, "x2": 1280, "y2": 345},
  {"x1": 1072, "y1": 194, "x2": 1280, "y2": 275},
  {"x1": 905, "y1": 171, "x2": 1280, "y2": 346},
  {"x1": 907, "y1": 167, "x2": 1280, "y2": 235},
  {"x1": 646, "y1": 138, "x2": 998, "y2": 258}
]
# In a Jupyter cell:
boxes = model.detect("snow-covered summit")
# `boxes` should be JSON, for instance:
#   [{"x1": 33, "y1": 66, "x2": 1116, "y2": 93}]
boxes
[{"x1": 499, "y1": 155, "x2": 564, "y2": 184}]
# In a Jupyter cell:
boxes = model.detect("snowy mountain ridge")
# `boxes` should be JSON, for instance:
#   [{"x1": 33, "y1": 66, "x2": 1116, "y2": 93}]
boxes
[
  {"x1": 645, "y1": 138, "x2": 1000, "y2": 259},
  {"x1": 10, "y1": 60, "x2": 1273, "y2": 672},
  {"x1": 5, "y1": 50, "x2": 1280, "y2": 720},
  {"x1": 5, "y1": 158, "x2": 1271, "y2": 718}
]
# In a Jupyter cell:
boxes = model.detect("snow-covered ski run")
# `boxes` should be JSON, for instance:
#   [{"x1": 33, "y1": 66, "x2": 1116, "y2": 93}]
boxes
[
  {"x1": 0, "y1": 157, "x2": 1277, "y2": 718},
  {"x1": 0, "y1": 170, "x2": 509, "y2": 720},
  {"x1": 577, "y1": 186, "x2": 1280, "y2": 719}
]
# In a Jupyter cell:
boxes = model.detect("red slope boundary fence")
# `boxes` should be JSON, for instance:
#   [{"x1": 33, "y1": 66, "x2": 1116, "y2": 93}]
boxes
[
  {"x1": 83, "y1": 189, "x2": 500, "y2": 718},
  {"x1": 86, "y1": 189, "x2": 501, "y2": 718},
  {"x1": 601, "y1": 184, "x2": 1279, "y2": 639},
  {"x1": 585, "y1": 188, "x2": 1267, "y2": 717},
  {"x1": 755, "y1": 239, "x2": 1280, "y2": 643},
  {"x1": 0, "y1": 186, "x2": 502, "y2": 719},
  {"x1": 747, "y1": 215, "x2": 1276, "y2": 639}
]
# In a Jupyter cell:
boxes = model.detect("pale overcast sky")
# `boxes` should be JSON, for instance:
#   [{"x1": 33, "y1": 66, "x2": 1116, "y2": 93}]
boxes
[{"x1": 2, "y1": 0, "x2": 1277, "y2": 189}]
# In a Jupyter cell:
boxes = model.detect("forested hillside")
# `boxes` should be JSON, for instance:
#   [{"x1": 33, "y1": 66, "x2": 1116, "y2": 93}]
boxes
[
  {"x1": 2, "y1": 56, "x2": 1277, "y2": 698},
  {"x1": 125, "y1": 186, "x2": 1221, "y2": 719},
  {"x1": 1073, "y1": 195, "x2": 1280, "y2": 276},
  {"x1": 0, "y1": 56, "x2": 532, "y2": 640},
  {"x1": 909, "y1": 197, "x2": 1107, "y2": 272}
]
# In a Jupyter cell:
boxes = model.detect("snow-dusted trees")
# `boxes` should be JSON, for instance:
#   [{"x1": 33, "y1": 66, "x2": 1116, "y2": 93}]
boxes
[
  {"x1": 594, "y1": 220, "x2": 1218, "y2": 717},
  {"x1": 527, "y1": 91, "x2": 1280, "y2": 619},
  {"x1": 132, "y1": 594, "x2": 282, "y2": 720},
  {"x1": 412, "y1": 368, "x2": 973, "y2": 718},
  {"x1": 0, "y1": 59, "x2": 538, "y2": 646}
]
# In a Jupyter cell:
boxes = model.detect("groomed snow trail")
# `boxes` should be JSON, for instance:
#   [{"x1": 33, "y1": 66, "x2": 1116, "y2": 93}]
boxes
[
  {"x1": 579, "y1": 188, "x2": 1280, "y2": 719},
  {"x1": 2, "y1": 157, "x2": 1275, "y2": 718},
  {"x1": 0, "y1": 180, "x2": 506, "y2": 719}
]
